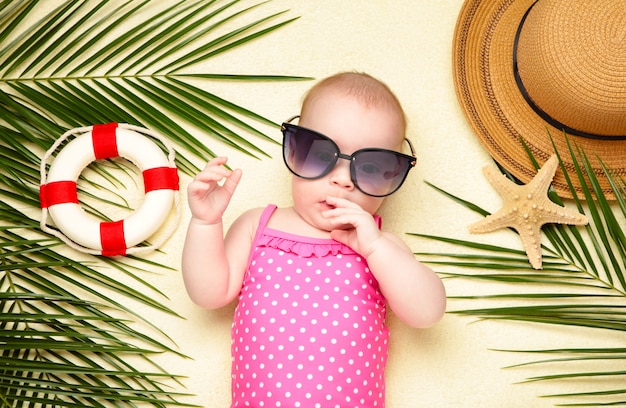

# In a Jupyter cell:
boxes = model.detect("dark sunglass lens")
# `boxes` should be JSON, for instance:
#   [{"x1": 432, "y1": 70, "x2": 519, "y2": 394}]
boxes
[
  {"x1": 352, "y1": 151, "x2": 411, "y2": 196},
  {"x1": 283, "y1": 126, "x2": 337, "y2": 179}
]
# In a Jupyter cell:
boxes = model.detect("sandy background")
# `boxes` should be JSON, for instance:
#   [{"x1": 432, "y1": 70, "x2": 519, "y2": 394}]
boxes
[{"x1": 29, "y1": 1, "x2": 626, "y2": 407}]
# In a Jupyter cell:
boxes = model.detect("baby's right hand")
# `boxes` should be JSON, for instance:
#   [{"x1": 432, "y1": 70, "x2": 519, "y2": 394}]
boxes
[{"x1": 187, "y1": 156, "x2": 242, "y2": 225}]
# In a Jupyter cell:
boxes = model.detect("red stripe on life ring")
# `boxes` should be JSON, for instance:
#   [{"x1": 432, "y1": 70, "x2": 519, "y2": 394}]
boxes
[
  {"x1": 100, "y1": 220, "x2": 126, "y2": 256},
  {"x1": 92, "y1": 123, "x2": 119, "y2": 160},
  {"x1": 143, "y1": 167, "x2": 179, "y2": 193},
  {"x1": 40, "y1": 181, "x2": 78, "y2": 208}
]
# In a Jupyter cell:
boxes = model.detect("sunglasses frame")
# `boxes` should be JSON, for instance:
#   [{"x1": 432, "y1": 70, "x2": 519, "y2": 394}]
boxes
[{"x1": 281, "y1": 116, "x2": 417, "y2": 197}]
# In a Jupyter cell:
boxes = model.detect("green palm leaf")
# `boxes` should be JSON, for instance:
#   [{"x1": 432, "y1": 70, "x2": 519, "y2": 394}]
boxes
[
  {"x1": 1, "y1": 0, "x2": 309, "y2": 406},
  {"x1": 415, "y1": 134, "x2": 626, "y2": 406}
]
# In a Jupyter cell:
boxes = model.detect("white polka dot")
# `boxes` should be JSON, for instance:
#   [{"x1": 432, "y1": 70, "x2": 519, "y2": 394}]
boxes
[{"x1": 231, "y1": 246, "x2": 388, "y2": 406}]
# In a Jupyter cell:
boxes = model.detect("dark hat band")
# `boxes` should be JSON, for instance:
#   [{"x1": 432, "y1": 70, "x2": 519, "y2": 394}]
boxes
[{"x1": 512, "y1": 0, "x2": 626, "y2": 141}]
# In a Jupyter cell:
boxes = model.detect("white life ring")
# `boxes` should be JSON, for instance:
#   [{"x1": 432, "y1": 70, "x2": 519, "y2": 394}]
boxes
[{"x1": 40, "y1": 123, "x2": 179, "y2": 256}]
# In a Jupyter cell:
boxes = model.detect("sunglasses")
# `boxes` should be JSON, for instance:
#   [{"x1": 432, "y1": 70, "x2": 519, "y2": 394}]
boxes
[{"x1": 281, "y1": 118, "x2": 416, "y2": 197}]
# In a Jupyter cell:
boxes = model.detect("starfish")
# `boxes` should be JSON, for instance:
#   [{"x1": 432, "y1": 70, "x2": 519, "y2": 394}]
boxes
[{"x1": 469, "y1": 155, "x2": 588, "y2": 269}]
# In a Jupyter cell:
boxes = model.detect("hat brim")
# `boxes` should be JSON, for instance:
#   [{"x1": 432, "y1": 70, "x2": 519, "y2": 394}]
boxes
[{"x1": 453, "y1": 0, "x2": 626, "y2": 199}]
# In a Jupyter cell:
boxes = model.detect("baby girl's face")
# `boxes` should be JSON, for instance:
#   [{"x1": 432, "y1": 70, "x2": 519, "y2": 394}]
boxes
[{"x1": 291, "y1": 90, "x2": 406, "y2": 232}]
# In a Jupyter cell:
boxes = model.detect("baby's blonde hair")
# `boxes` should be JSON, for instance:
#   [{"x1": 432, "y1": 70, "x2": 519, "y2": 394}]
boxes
[{"x1": 300, "y1": 72, "x2": 407, "y2": 134}]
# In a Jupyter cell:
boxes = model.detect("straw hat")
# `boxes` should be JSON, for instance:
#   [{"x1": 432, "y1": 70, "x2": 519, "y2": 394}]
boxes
[{"x1": 453, "y1": 0, "x2": 626, "y2": 199}]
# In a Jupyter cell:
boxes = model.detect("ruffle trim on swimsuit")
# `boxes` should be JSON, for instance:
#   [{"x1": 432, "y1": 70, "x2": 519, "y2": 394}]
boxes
[{"x1": 257, "y1": 230, "x2": 356, "y2": 258}]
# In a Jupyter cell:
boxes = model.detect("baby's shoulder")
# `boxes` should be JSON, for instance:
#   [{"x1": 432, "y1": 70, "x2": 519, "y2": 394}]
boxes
[
  {"x1": 224, "y1": 207, "x2": 267, "y2": 247},
  {"x1": 234, "y1": 206, "x2": 267, "y2": 228},
  {"x1": 233, "y1": 205, "x2": 284, "y2": 231},
  {"x1": 235, "y1": 206, "x2": 321, "y2": 237}
]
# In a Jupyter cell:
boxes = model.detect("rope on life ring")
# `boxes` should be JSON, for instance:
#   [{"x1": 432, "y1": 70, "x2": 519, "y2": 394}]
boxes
[{"x1": 39, "y1": 123, "x2": 180, "y2": 256}]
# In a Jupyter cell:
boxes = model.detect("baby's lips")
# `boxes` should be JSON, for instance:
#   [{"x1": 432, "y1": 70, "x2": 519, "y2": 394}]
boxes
[{"x1": 323, "y1": 201, "x2": 337, "y2": 210}]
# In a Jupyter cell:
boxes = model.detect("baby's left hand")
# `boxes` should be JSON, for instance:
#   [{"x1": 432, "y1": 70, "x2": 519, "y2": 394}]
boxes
[{"x1": 322, "y1": 196, "x2": 382, "y2": 258}]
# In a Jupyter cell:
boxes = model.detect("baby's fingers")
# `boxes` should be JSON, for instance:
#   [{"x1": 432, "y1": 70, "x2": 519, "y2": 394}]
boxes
[
  {"x1": 196, "y1": 157, "x2": 232, "y2": 180},
  {"x1": 323, "y1": 210, "x2": 361, "y2": 229},
  {"x1": 325, "y1": 195, "x2": 360, "y2": 210},
  {"x1": 203, "y1": 156, "x2": 229, "y2": 169},
  {"x1": 186, "y1": 157, "x2": 242, "y2": 223},
  {"x1": 221, "y1": 168, "x2": 242, "y2": 194},
  {"x1": 193, "y1": 167, "x2": 232, "y2": 186}
]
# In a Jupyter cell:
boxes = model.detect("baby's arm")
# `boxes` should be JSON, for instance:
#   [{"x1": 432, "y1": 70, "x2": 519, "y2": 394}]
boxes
[
  {"x1": 181, "y1": 157, "x2": 253, "y2": 309},
  {"x1": 364, "y1": 232, "x2": 446, "y2": 328},
  {"x1": 324, "y1": 196, "x2": 446, "y2": 328}
]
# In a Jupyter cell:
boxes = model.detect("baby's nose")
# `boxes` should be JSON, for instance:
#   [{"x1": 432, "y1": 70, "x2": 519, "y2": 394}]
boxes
[{"x1": 329, "y1": 160, "x2": 354, "y2": 190}]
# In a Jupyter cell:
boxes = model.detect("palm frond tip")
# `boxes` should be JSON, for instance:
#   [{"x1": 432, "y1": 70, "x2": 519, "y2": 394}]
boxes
[
  {"x1": 416, "y1": 134, "x2": 626, "y2": 406},
  {"x1": 1, "y1": 0, "x2": 305, "y2": 406}
]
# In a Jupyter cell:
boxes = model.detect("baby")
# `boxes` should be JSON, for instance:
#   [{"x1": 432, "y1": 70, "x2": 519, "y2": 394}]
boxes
[{"x1": 182, "y1": 72, "x2": 446, "y2": 407}]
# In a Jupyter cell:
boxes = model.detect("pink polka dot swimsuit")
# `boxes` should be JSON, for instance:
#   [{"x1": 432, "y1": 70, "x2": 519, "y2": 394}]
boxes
[{"x1": 231, "y1": 205, "x2": 389, "y2": 407}]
